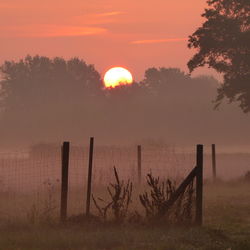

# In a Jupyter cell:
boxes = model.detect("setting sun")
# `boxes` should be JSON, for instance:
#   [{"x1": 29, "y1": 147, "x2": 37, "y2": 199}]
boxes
[{"x1": 104, "y1": 67, "x2": 133, "y2": 88}]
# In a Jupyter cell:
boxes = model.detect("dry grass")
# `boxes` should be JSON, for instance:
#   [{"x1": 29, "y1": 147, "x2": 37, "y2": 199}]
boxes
[
  {"x1": 0, "y1": 180, "x2": 249, "y2": 250},
  {"x1": 1, "y1": 147, "x2": 250, "y2": 249}
]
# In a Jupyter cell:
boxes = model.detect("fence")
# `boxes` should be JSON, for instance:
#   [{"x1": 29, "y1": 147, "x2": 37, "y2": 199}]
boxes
[{"x1": 0, "y1": 142, "x2": 249, "y2": 222}]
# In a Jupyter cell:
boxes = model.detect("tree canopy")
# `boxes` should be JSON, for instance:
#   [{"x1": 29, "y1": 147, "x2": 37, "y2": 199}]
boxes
[
  {"x1": 188, "y1": 0, "x2": 250, "y2": 112},
  {"x1": 0, "y1": 55, "x2": 103, "y2": 113},
  {"x1": 1, "y1": 55, "x2": 241, "y2": 146}
]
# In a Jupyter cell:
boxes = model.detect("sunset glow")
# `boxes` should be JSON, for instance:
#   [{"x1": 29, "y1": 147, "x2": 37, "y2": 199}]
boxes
[
  {"x1": 0, "y1": 1, "x2": 207, "y2": 79},
  {"x1": 104, "y1": 67, "x2": 133, "y2": 88}
]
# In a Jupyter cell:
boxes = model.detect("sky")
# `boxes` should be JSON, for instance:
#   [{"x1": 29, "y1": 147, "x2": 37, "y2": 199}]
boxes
[{"x1": 0, "y1": 0, "x2": 212, "y2": 80}]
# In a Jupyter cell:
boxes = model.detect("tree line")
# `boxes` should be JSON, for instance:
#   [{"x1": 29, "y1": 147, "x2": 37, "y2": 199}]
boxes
[{"x1": 0, "y1": 55, "x2": 221, "y2": 145}]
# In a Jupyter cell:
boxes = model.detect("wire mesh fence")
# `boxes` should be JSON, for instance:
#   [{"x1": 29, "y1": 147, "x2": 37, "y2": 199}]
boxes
[{"x1": 0, "y1": 144, "x2": 249, "y2": 221}]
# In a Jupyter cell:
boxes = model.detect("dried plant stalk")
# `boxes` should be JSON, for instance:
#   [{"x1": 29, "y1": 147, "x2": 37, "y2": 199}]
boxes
[
  {"x1": 92, "y1": 167, "x2": 133, "y2": 223},
  {"x1": 139, "y1": 173, "x2": 194, "y2": 223}
]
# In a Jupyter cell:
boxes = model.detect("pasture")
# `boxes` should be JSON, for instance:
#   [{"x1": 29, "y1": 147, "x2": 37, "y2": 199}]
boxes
[{"x1": 0, "y1": 144, "x2": 250, "y2": 249}]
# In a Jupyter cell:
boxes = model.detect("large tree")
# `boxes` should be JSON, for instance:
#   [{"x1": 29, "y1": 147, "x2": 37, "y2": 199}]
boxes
[
  {"x1": 0, "y1": 55, "x2": 104, "y2": 143},
  {"x1": 188, "y1": 0, "x2": 250, "y2": 112},
  {"x1": 0, "y1": 55, "x2": 103, "y2": 113}
]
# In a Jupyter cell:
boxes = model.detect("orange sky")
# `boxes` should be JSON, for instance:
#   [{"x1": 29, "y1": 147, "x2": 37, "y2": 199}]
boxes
[{"x1": 0, "y1": 0, "x2": 213, "y2": 80}]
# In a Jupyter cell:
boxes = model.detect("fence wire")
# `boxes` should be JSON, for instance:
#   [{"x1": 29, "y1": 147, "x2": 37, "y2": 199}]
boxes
[{"x1": 0, "y1": 145, "x2": 249, "y2": 221}]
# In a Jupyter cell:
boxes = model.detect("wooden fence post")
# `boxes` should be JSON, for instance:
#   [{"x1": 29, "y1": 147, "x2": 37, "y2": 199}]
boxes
[
  {"x1": 60, "y1": 141, "x2": 70, "y2": 222},
  {"x1": 195, "y1": 144, "x2": 203, "y2": 226},
  {"x1": 86, "y1": 137, "x2": 94, "y2": 216},
  {"x1": 212, "y1": 144, "x2": 217, "y2": 180},
  {"x1": 137, "y1": 145, "x2": 142, "y2": 184}
]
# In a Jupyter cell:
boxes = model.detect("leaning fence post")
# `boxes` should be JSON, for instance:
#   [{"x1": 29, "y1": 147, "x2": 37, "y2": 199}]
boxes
[
  {"x1": 137, "y1": 145, "x2": 142, "y2": 184},
  {"x1": 212, "y1": 144, "x2": 217, "y2": 180},
  {"x1": 195, "y1": 144, "x2": 203, "y2": 226},
  {"x1": 60, "y1": 141, "x2": 70, "y2": 222},
  {"x1": 86, "y1": 137, "x2": 94, "y2": 216}
]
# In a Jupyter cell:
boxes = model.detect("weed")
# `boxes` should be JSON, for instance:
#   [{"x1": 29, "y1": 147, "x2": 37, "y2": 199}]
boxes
[
  {"x1": 139, "y1": 173, "x2": 194, "y2": 224},
  {"x1": 92, "y1": 167, "x2": 133, "y2": 223}
]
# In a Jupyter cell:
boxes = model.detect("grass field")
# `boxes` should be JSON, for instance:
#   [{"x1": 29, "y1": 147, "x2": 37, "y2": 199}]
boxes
[{"x1": 0, "y1": 180, "x2": 250, "y2": 250}]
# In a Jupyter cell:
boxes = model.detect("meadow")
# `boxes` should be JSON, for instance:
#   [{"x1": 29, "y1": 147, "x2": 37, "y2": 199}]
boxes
[
  {"x1": 0, "y1": 181, "x2": 250, "y2": 250},
  {"x1": 0, "y1": 145, "x2": 250, "y2": 249}
]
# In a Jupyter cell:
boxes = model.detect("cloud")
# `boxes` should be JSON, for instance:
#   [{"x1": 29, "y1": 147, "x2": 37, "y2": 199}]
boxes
[
  {"x1": 93, "y1": 11, "x2": 124, "y2": 17},
  {"x1": 131, "y1": 38, "x2": 187, "y2": 44},
  {"x1": 73, "y1": 11, "x2": 124, "y2": 25},
  {"x1": 0, "y1": 25, "x2": 107, "y2": 38}
]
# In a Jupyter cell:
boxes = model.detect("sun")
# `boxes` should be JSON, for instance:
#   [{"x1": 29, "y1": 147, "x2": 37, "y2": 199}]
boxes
[{"x1": 104, "y1": 67, "x2": 133, "y2": 88}]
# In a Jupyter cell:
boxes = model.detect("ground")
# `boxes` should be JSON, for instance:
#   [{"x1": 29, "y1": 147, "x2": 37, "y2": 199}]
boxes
[{"x1": 0, "y1": 181, "x2": 250, "y2": 250}]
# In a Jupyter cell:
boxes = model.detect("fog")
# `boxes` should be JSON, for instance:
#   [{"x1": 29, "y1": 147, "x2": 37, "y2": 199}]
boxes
[{"x1": 0, "y1": 56, "x2": 249, "y2": 152}]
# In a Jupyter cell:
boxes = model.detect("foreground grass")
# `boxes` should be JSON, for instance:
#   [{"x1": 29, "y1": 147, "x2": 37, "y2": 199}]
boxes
[
  {"x1": 0, "y1": 224, "x2": 235, "y2": 250},
  {"x1": 0, "y1": 181, "x2": 250, "y2": 250}
]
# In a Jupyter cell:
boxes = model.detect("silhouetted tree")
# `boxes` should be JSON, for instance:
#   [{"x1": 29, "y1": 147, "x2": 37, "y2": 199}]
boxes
[
  {"x1": 188, "y1": 0, "x2": 250, "y2": 112},
  {"x1": 141, "y1": 68, "x2": 190, "y2": 95},
  {"x1": 0, "y1": 55, "x2": 104, "y2": 143},
  {"x1": 0, "y1": 55, "x2": 103, "y2": 114},
  {"x1": 140, "y1": 67, "x2": 218, "y2": 106}
]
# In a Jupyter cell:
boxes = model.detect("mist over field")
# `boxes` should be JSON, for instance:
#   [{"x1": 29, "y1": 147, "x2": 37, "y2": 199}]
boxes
[
  {"x1": 0, "y1": 57, "x2": 249, "y2": 151},
  {"x1": 0, "y1": 0, "x2": 249, "y2": 249}
]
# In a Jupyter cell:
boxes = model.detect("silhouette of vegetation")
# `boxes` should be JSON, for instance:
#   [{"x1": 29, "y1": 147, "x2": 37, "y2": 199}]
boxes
[
  {"x1": 92, "y1": 169, "x2": 195, "y2": 225},
  {"x1": 92, "y1": 167, "x2": 133, "y2": 223},
  {"x1": 139, "y1": 174, "x2": 176, "y2": 219},
  {"x1": 142, "y1": 67, "x2": 189, "y2": 92},
  {"x1": 0, "y1": 55, "x2": 103, "y2": 113},
  {"x1": 188, "y1": 0, "x2": 250, "y2": 112},
  {"x1": 1, "y1": 55, "x2": 245, "y2": 146},
  {"x1": 139, "y1": 174, "x2": 194, "y2": 224},
  {"x1": 0, "y1": 55, "x2": 104, "y2": 143}
]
